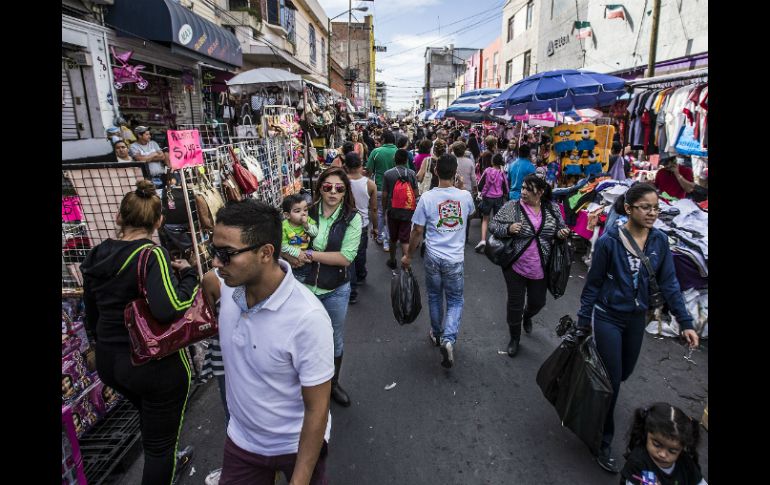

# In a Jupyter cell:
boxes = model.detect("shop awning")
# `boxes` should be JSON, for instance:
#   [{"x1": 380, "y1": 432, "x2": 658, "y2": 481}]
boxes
[
  {"x1": 243, "y1": 44, "x2": 312, "y2": 75},
  {"x1": 304, "y1": 79, "x2": 332, "y2": 93},
  {"x1": 105, "y1": 0, "x2": 243, "y2": 70}
]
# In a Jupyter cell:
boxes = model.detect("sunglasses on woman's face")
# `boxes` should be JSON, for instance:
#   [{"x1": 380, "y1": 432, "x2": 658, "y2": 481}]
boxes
[{"x1": 321, "y1": 183, "x2": 346, "y2": 194}]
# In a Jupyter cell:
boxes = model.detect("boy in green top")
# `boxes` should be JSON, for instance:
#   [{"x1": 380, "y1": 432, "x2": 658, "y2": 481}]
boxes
[
  {"x1": 280, "y1": 194, "x2": 318, "y2": 282},
  {"x1": 366, "y1": 130, "x2": 398, "y2": 250}
]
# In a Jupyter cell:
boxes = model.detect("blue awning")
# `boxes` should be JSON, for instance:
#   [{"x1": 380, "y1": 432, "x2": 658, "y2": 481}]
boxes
[{"x1": 105, "y1": 0, "x2": 243, "y2": 70}]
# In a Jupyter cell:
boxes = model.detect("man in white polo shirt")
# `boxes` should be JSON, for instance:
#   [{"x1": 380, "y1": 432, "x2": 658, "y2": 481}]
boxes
[{"x1": 210, "y1": 199, "x2": 334, "y2": 485}]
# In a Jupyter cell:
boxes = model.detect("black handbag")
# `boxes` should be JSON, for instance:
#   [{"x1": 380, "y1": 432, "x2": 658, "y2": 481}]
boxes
[{"x1": 484, "y1": 233, "x2": 517, "y2": 268}]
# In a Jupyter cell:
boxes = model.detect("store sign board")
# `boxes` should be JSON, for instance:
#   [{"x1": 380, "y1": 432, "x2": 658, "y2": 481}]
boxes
[
  {"x1": 546, "y1": 35, "x2": 570, "y2": 57},
  {"x1": 167, "y1": 130, "x2": 204, "y2": 169},
  {"x1": 62, "y1": 196, "x2": 83, "y2": 223},
  {"x1": 374, "y1": 46, "x2": 387, "y2": 52},
  {"x1": 178, "y1": 24, "x2": 193, "y2": 46}
]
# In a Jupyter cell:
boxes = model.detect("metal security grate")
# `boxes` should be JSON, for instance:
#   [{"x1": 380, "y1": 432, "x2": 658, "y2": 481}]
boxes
[{"x1": 79, "y1": 399, "x2": 141, "y2": 485}]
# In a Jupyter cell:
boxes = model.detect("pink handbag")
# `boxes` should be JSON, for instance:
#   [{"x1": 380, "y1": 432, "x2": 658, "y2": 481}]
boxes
[{"x1": 123, "y1": 248, "x2": 217, "y2": 366}]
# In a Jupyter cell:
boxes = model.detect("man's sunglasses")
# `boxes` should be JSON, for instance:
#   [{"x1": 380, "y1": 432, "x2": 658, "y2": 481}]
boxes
[
  {"x1": 208, "y1": 241, "x2": 264, "y2": 265},
  {"x1": 321, "y1": 182, "x2": 346, "y2": 194}
]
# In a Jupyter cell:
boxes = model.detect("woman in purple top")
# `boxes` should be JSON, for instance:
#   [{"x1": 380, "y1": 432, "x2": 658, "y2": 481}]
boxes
[
  {"x1": 413, "y1": 138, "x2": 432, "y2": 173},
  {"x1": 488, "y1": 174, "x2": 570, "y2": 357},
  {"x1": 475, "y1": 153, "x2": 510, "y2": 253}
]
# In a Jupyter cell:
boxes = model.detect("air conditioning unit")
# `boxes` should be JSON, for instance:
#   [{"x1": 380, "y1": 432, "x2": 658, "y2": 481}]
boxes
[{"x1": 71, "y1": 51, "x2": 93, "y2": 66}]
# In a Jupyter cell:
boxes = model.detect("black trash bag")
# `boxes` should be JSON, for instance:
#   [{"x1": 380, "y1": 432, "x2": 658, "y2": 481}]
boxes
[
  {"x1": 536, "y1": 316, "x2": 613, "y2": 456},
  {"x1": 390, "y1": 267, "x2": 422, "y2": 325},
  {"x1": 547, "y1": 238, "x2": 573, "y2": 299}
]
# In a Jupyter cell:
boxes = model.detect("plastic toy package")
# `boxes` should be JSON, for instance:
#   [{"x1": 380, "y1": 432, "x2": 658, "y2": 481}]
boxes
[
  {"x1": 62, "y1": 351, "x2": 92, "y2": 403},
  {"x1": 89, "y1": 378, "x2": 122, "y2": 416},
  {"x1": 69, "y1": 391, "x2": 99, "y2": 439}
]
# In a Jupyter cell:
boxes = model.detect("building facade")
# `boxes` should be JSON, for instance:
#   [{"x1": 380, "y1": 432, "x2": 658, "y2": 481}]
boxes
[
  {"x1": 536, "y1": 0, "x2": 708, "y2": 78},
  {"x1": 500, "y1": 0, "x2": 540, "y2": 89},
  {"x1": 480, "y1": 37, "x2": 503, "y2": 89},
  {"x1": 424, "y1": 46, "x2": 476, "y2": 109},
  {"x1": 331, "y1": 15, "x2": 374, "y2": 110},
  {"x1": 291, "y1": 0, "x2": 329, "y2": 85}
]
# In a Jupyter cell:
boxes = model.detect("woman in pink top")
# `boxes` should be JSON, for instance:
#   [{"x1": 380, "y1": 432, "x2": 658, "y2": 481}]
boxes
[
  {"x1": 488, "y1": 174, "x2": 570, "y2": 357},
  {"x1": 350, "y1": 131, "x2": 367, "y2": 161},
  {"x1": 475, "y1": 153, "x2": 510, "y2": 253},
  {"x1": 413, "y1": 138, "x2": 432, "y2": 172}
]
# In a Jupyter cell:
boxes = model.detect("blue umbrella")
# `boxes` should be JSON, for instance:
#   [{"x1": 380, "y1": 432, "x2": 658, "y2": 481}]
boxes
[
  {"x1": 429, "y1": 109, "x2": 446, "y2": 120},
  {"x1": 488, "y1": 69, "x2": 626, "y2": 116},
  {"x1": 417, "y1": 109, "x2": 434, "y2": 121},
  {"x1": 453, "y1": 88, "x2": 503, "y2": 106},
  {"x1": 445, "y1": 103, "x2": 505, "y2": 123}
]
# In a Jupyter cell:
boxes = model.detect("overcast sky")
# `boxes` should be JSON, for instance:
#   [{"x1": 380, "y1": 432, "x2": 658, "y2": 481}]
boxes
[{"x1": 317, "y1": 0, "x2": 505, "y2": 111}]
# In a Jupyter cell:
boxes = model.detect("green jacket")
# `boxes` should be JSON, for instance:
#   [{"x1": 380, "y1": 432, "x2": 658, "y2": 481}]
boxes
[{"x1": 366, "y1": 144, "x2": 397, "y2": 191}]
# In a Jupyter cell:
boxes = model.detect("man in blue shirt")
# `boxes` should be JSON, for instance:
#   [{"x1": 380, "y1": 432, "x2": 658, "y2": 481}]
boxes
[{"x1": 507, "y1": 145, "x2": 536, "y2": 201}]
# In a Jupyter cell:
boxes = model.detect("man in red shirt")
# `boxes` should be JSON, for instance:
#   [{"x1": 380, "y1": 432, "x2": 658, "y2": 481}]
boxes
[{"x1": 655, "y1": 154, "x2": 695, "y2": 199}]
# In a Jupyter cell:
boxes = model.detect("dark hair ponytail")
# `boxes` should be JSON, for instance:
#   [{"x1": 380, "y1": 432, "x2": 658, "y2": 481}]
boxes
[
  {"x1": 613, "y1": 182, "x2": 658, "y2": 215},
  {"x1": 624, "y1": 402, "x2": 702, "y2": 466}
]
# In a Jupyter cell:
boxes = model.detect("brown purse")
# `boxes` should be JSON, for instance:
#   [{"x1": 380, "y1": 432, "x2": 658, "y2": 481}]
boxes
[{"x1": 123, "y1": 247, "x2": 218, "y2": 366}]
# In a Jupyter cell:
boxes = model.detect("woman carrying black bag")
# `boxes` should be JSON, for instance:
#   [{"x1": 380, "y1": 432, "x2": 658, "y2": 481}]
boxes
[
  {"x1": 576, "y1": 182, "x2": 699, "y2": 474},
  {"x1": 489, "y1": 174, "x2": 570, "y2": 357}
]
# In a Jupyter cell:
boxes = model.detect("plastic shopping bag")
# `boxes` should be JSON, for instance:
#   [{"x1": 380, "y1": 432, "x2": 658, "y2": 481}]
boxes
[
  {"x1": 537, "y1": 317, "x2": 613, "y2": 456},
  {"x1": 390, "y1": 267, "x2": 422, "y2": 325},
  {"x1": 547, "y1": 238, "x2": 573, "y2": 299}
]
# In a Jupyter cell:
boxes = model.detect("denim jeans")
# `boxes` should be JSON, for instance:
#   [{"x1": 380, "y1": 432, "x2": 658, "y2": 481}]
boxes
[
  {"x1": 592, "y1": 305, "x2": 646, "y2": 449},
  {"x1": 316, "y1": 282, "x2": 351, "y2": 357},
  {"x1": 349, "y1": 230, "x2": 369, "y2": 298},
  {"x1": 376, "y1": 191, "x2": 389, "y2": 242},
  {"x1": 423, "y1": 252, "x2": 465, "y2": 344}
]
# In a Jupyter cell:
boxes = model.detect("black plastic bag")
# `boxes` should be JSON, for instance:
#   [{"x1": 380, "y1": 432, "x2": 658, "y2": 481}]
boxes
[
  {"x1": 537, "y1": 321, "x2": 613, "y2": 456},
  {"x1": 390, "y1": 268, "x2": 422, "y2": 325},
  {"x1": 547, "y1": 238, "x2": 573, "y2": 299}
]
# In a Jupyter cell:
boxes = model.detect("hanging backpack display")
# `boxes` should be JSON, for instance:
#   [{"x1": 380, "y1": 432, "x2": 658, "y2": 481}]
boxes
[{"x1": 390, "y1": 167, "x2": 416, "y2": 210}]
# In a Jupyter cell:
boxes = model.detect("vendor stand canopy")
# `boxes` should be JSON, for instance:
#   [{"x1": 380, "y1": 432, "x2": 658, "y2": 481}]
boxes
[
  {"x1": 226, "y1": 67, "x2": 304, "y2": 94},
  {"x1": 428, "y1": 109, "x2": 446, "y2": 121},
  {"x1": 417, "y1": 109, "x2": 435, "y2": 121},
  {"x1": 445, "y1": 89, "x2": 505, "y2": 122},
  {"x1": 453, "y1": 88, "x2": 503, "y2": 106},
  {"x1": 487, "y1": 69, "x2": 626, "y2": 116}
]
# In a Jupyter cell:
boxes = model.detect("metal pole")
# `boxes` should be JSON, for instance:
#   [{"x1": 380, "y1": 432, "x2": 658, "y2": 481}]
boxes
[
  {"x1": 347, "y1": 0, "x2": 352, "y2": 98},
  {"x1": 327, "y1": 18, "x2": 332, "y2": 88},
  {"x1": 647, "y1": 0, "x2": 662, "y2": 77},
  {"x1": 179, "y1": 169, "x2": 203, "y2": 277}
]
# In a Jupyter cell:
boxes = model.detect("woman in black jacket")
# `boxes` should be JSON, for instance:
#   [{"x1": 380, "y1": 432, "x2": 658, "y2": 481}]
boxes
[
  {"x1": 81, "y1": 180, "x2": 199, "y2": 485},
  {"x1": 489, "y1": 174, "x2": 570, "y2": 357}
]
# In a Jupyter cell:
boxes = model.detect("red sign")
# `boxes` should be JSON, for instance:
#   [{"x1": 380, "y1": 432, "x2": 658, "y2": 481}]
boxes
[{"x1": 167, "y1": 130, "x2": 204, "y2": 169}]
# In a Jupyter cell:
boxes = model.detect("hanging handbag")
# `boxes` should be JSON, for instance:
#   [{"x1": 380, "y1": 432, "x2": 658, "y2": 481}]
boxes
[
  {"x1": 484, "y1": 233, "x2": 518, "y2": 268},
  {"x1": 620, "y1": 227, "x2": 666, "y2": 308},
  {"x1": 197, "y1": 172, "x2": 225, "y2": 224},
  {"x1": 238, "y1": 146, "x2": 265, "y2": 183},
  {"x1": 124, "y1": 247, "x2": 218, "y2": 366},
  {"x1": 236, "y1": 114, "x2": 257, "y2": 138},
  {"x1": 228, "y1": 147, "x2": 259, "y2": 194}
]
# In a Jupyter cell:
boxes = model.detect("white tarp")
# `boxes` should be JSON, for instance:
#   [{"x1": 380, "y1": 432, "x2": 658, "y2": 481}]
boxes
[{"x1": 226, "y1": 68, "x2": 304, "y2": 94}]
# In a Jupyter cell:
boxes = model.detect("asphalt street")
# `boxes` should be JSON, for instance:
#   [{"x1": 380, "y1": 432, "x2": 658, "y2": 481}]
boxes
[{"x1": 114, "y1": 219, "x2": 709, "y2": 485}]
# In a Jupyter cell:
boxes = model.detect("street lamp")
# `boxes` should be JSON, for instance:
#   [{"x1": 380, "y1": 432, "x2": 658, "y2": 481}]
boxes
[{"x1": 327, "y1": 5, "x2": 369, "y2": 97}]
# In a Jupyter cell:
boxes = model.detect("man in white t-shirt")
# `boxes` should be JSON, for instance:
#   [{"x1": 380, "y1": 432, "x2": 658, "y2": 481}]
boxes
[
  {"x1": 129, "y1": 126, "x2": 168, "y2": 189},
  {"x1": 402, "y1": 153, "x2": 476, "y2": 369},
  {"x1": 210, "y1": 199, "x2": 334, "y2": 485}
]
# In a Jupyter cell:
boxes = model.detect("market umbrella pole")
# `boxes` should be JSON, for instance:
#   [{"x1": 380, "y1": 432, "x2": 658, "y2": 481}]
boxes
[{"x1": 180, "y1": 168, "x2": 204, "y2": 277}]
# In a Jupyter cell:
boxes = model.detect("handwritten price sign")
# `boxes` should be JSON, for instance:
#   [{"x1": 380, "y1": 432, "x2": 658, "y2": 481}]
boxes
[{"x1": 167, "y1": 130, "x2": 204, "y2": 169}]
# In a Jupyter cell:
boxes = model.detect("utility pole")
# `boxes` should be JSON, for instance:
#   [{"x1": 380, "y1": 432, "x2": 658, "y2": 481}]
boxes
[
  {"x1": 647, "y1": 0, "x2": 661, "y2": 77},
  {"x1": 327, "y1": 18, "x2": 332, "y2": 88},
  {"x1": 426, "y1": 56, "x2": 431, "y2": 110},
  {"x1": 347, "y1": 0, "x2": 352, "y2": 98},
  {"x1": 446, "y1": 82, "x2": 450, "y2": 109}
]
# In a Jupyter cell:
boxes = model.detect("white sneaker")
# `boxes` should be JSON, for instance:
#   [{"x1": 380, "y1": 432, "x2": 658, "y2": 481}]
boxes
[
  {"x1": 440, "y1": 341, "x2": 454, "y2": 368},
  {"x1": 205, "y1": 468, "x2": 222, "y2": 485},
  {"x1": 474, "y1": 240, "x2": 486, "y2": 253},
  {"x1": 383, "y1": 240, "x2": 390, "y2": 252}
]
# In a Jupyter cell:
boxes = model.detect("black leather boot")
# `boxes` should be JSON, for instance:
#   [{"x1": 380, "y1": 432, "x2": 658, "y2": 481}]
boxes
[
  {"x1": 331, "y1": 355, "x2": 351, "y2": 407},
  {"x1": 507, "y1": 324, "x2": 520, "y2": 357}
]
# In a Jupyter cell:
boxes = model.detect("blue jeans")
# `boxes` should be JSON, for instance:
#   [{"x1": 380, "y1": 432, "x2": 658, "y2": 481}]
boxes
[
  {"x1": 349, "y1": 230, "x2": 369, "y2": 298},
  {"x1": 376, "y1": 191, "x2": 389, "y2": 242},
  {"x1": 316, "y1": 282, "x2": 351, "y2": 357},
  {"x1": 423, "y1": 252, "x2": 465, "y2": 344},
  {"x1": 592, "y1": 305, "x2": 646, "y2": 449}
]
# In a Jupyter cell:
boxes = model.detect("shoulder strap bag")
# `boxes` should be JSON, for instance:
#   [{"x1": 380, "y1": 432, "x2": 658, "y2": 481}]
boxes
[
  {"x1": 124, "y1": 247, "x2": 217, "y2": 366},
  {"x1": 620, "y1": 227, "x2": 666, "y2": 308}
]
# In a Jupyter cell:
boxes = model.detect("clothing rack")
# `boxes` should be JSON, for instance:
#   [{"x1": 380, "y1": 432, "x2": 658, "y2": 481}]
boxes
[{"x1": 627, "y1": 68, "x2": 708, "y2": 91}]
